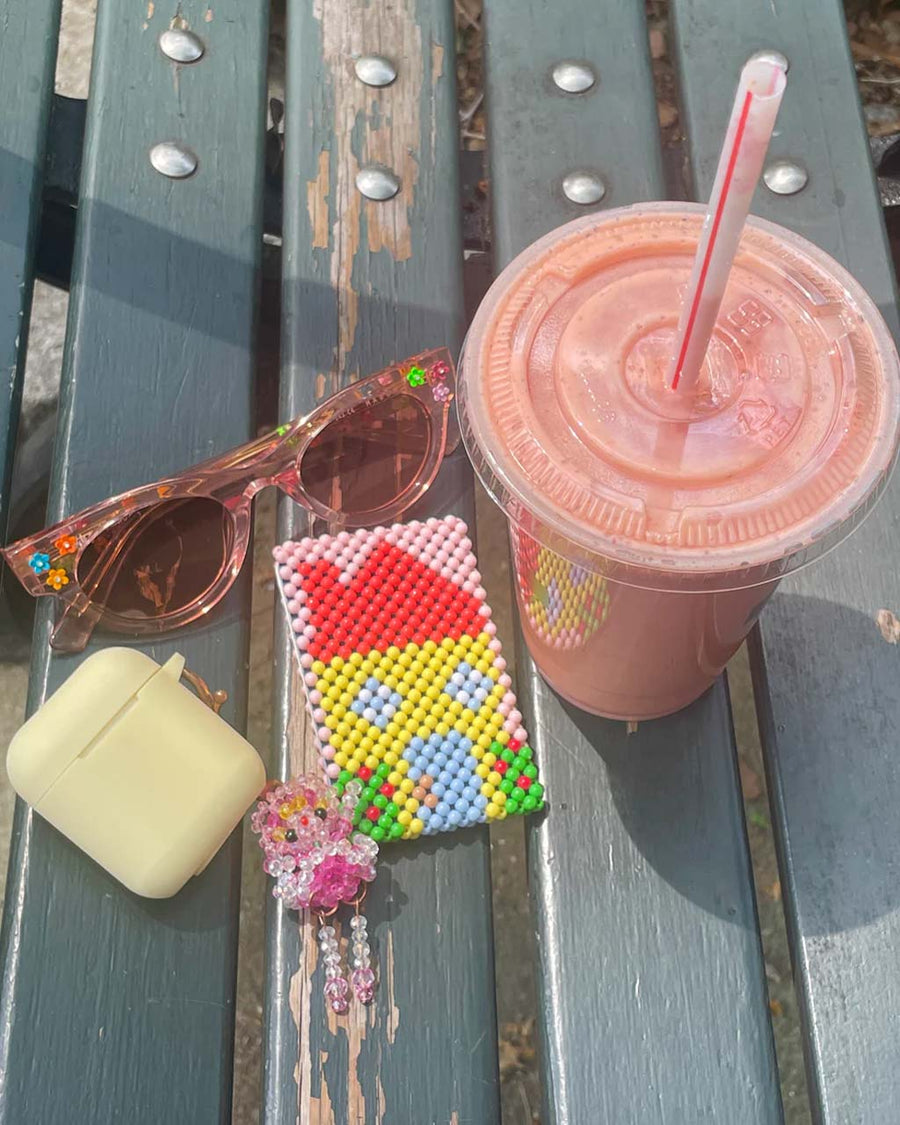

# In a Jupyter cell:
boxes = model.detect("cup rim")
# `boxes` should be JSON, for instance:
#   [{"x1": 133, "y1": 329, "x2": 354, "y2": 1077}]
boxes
[{"x1": 458, "y1": 202, "x2": 900, "y2": 592}]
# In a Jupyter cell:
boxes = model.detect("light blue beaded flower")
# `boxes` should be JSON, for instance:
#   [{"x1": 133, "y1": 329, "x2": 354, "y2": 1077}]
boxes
[{"x1": 28, "y1": 552, "x2": 51, "y2": 574}]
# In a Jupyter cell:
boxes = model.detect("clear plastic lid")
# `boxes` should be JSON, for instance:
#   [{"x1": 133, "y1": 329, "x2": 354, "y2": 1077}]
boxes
[{"x1": 459, "y1": 203, "x2": 900, "y2": 592}]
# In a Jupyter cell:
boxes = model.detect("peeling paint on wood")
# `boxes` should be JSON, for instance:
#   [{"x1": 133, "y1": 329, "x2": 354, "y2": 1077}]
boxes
[
  {"x1": 430, "y1": 42, "x2": 443, "y2": 158},
  {"x1": 317, "y1": 1051, "x2": 334, "y2": 1122},
  {"x1": 383, "y1": 929, "x2": 400, "y2": 1046},
  {"x1": 345, "y1": 991, "x2": 370, "y2": 1125},
  {"x1": 309, "y1": 0, "x2": 432, "y2": 384},
  {"x1": 292, "y1": 924, "x2": 317, "y2": 1125},
  {"x1": 306, "y1": 149, "x2": 331, "y2": 251},
  {"x1": 311, "y1": 0, "x2": 422, "y2": 266},
  {"x1": 876, "y1": 608, "x2": 900, "y2": 643}
]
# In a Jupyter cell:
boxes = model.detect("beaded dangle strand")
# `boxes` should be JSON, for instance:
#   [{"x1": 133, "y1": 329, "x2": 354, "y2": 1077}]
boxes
[
  {"x1": 313, "y1": 892, "x2": 374, "y2": 1014},
  {"x1": 317, "y1": 913, "x2": 351, "y2": 1014},
  {"x1": 349, "y1": 897, "x2": 375, "y2": 1004}
]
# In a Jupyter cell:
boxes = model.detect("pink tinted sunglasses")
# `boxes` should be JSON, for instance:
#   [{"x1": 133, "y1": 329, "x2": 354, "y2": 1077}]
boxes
[{"x1": 2, "y1": 349, "x2": 457, "y2": 653}]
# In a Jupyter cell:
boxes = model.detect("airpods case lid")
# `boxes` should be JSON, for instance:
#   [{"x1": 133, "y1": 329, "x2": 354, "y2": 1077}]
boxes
[{"x1": 7, "y1": 648, "x2": 266, "y2": 898}]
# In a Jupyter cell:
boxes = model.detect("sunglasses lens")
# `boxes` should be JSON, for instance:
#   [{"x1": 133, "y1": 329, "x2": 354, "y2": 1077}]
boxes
[
  {"x1": 299, "y1": 394, "x2": 432, "y2": 515},
  {"x1": 76, "y1": 497, "x2": 234, "y2": 621}
]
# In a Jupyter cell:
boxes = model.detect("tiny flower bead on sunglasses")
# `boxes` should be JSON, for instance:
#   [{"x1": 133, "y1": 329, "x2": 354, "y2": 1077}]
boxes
[
  {"x1": 28, "y1": 552, "x2": 51, "y2": 574},
  {"x1": 427, "y1": 359, "x2": 451, "y2": 382},
  {"x1": 405, "y1": 365, "x2": 427, "y2": 387},
  {"x1": 53, "y1": 534, "x2": 78, "y2": 556},
  {"x1": 46, "y1": 568, "x2": 70, "y2": 591}
]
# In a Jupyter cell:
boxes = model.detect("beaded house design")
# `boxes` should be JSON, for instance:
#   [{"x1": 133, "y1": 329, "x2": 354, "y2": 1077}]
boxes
[{"x1": 274, "y1": 516, "x2": 545, "y2": 843}]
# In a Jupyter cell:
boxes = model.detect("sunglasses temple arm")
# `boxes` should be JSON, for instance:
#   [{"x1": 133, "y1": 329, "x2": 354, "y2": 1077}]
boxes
[
  {"x1": 50, "y1": 595, "x2": 106, "y2": 653},
  {"x1": 50, "y1": 510, "x2": 155, "y2": 652},
  {"x1": 445, "y1": 401, "x2": 461, "y2": 454}
]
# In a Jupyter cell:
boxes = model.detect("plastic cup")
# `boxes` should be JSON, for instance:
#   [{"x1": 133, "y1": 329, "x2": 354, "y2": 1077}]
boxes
[{"x1": 459, "y1": 202, "x2": 900, "y2": 720}]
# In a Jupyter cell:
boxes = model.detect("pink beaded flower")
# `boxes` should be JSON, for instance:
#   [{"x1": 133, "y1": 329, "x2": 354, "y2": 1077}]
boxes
[{"x1": 251, "y1": 774, "x2": 377, "y2": 914}]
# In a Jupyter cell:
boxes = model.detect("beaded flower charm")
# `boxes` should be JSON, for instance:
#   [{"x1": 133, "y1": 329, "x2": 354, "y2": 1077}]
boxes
[
  {"x1": 273, "y1": 515, "x2": 546, "y2": 843},
  {"x1": 251, "y1": 774, "x2": 378, "y2": 1012}
]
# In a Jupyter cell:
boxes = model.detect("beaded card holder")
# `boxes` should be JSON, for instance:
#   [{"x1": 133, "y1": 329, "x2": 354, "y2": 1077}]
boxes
[{"x1": 273, "y1": 515, "x2": 546, "y2": 844}]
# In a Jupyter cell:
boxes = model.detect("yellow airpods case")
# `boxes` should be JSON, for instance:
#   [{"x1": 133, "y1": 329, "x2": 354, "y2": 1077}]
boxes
[{"x1": 6, "y1": 648, "x2": 266, "y2": 898}]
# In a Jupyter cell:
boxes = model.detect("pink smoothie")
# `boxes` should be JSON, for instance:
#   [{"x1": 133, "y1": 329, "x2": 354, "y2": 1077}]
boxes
[{"x1": 460, "y1": 204, "x2": 900, "y2": 719}]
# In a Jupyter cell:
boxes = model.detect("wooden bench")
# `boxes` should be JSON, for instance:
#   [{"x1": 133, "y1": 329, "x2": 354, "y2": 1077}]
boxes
[{"x1": 1, "y1": 0, "x2": 898, "y2": 1122}]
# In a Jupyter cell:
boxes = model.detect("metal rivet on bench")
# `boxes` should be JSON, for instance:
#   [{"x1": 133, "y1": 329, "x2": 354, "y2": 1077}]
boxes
[
  {"x1": 747, "y1": 48, "x2": 789, "y2": 73},
  {"x1": 158, "y1": 28, "x2": 205, "y2": 64},
  {"x1": 356, "y1": 167, "x2": 400, "y2": 200},
  {"x1": 763, "y1": 158, "x2": 808, "y2": 195},
  {"x1": 355, "y1": 55, "x2": 397, "y2": 88},
  {"x1": 552, "y1": 61, "x2": 596, "y2": 94},
  {"x1": 149, "y1": 142, "x2": 199, "y2": 179},
  {"x1": 562, "y1": 171, "x2": 605, "y2": 205}
]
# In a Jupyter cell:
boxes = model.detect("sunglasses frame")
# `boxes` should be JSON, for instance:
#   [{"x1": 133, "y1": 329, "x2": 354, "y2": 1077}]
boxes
[{"x1": 2, "y1": 348, "x2": 456, "y2": 651}]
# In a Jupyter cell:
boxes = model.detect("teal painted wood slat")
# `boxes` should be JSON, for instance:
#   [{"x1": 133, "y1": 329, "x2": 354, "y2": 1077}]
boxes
[
  {"x1": 264, "y1": 1, "x2": 500, "y2": 1123},
  {"x1": 484, "y1": 0, "x2": 666, "y2": 256},
  {"x1": 0, "y1": 1, "x2": 269, "y2": 1122},
  {"x1": 0, "y1": 0, "x2": 61, "y2": 532},
  {"x1": 671, "y1": 3, "x2": 900, "y2": 1120},
  {"x1": 483, "y1": 1, "x2": 783, "y2": 1120}
]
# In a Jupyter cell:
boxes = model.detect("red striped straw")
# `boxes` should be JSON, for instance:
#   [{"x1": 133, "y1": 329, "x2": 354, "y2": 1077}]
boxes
[{"x1": 669, "y1": 57, "x2": 787, "y2": 392}]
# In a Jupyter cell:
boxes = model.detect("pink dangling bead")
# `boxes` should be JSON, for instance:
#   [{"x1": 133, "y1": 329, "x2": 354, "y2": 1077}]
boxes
[{"x1": 324, "y1": 977, "x2": 350, "y2": 1015}]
